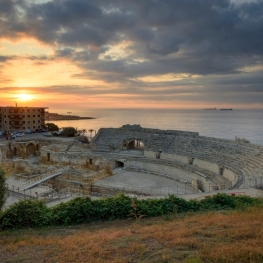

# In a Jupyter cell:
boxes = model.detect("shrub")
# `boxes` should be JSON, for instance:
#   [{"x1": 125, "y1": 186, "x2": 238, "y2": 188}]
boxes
[
  {"x1": 0, "y1": 199, "x2": 50, "y2": 230},
  {"x1": 0, "y1": 166, "x2": 8, "y2": 211},
  {"x1": 1, "y1": 193, "x2": 263, "y2": 230},
  {"x1": 45, "y1": 122, "x2": 59, "y2": 132},
  {"x1": 61, "y1": 127, "x2": 78, "y2": 137}
]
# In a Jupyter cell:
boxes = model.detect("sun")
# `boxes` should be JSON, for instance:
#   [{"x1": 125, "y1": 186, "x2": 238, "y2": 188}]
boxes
[{"x1": 17, "y1": 93, "x2": 34, "y2": 101}]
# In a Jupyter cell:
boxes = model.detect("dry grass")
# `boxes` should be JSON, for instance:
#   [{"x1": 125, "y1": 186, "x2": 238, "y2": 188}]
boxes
[{"x1": 1, "y1": 207, "x2": 263, "y2": 263}]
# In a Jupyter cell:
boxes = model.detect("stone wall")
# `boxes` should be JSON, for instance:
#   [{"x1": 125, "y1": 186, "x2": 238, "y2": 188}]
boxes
[
  {"x1": 126, "y1": 159, "x2": 195, "y2": 183},
  {"x1": 193, "y1": 159, "x2": 219, "y2": 174},
  {"x1": 223, "y1": 168, "x2": 237, "y2": 184},
  {"x1": 160, "y1": 152, "x2": 189, "y2": 164}
]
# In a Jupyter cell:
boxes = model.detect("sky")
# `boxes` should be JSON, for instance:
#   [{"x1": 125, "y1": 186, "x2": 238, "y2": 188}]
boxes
[{"x1": 0, "y1": 0, "x2": 263, "y2": 112}]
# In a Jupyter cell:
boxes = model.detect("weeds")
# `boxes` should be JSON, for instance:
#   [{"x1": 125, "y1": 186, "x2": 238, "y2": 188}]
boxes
[
  {"x1": 1, "y1": 206, "x2": 263, "y2": 262},
  {"x1": 129, "y1": 199, "x2": 145, "y2": 220}
]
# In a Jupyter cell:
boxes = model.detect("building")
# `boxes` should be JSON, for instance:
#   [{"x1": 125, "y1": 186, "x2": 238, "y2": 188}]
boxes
[{"x1": 0, "y1": 106, "x2": 48, "y2": 132}]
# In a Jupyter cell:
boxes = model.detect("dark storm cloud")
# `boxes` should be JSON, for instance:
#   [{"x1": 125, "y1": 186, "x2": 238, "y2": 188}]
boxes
[
  {"x1": 0, "y1": 56, "x2": 13, "y2": 62},
  {"x1": 1, "y1": 0, "x2": 263, "y2": 105}
]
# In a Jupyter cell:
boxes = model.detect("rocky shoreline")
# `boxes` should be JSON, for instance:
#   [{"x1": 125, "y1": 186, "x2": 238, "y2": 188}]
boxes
[{"x1": 45, "y1": 112, "x2": 95, "y2": 121}]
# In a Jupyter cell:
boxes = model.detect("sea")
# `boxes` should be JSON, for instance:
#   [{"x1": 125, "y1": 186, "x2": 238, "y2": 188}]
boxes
[{"x1": 51, "y1": 109, "x2": 263, "y2": 146}]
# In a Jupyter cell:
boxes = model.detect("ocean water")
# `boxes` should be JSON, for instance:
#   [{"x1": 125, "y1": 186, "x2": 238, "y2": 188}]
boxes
[{"x1": 51, "y1": 109, "x2": 263, "y2": 146}]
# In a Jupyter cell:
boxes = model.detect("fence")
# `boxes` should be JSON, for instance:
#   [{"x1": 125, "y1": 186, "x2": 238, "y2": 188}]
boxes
[
  {"x1": 19, "y1": 169, "x2": 62, "y2": 186},
  {"x1": 7, "y1": 176, "x2": 263, "y2": 204}
]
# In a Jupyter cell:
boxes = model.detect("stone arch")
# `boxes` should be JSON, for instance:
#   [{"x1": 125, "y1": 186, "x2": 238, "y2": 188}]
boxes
[
  {"x1": 124, "y1": 139, "x2": 145, "y2": 151},
  {"x1": 115, "y1": 161, "x2": 124, "y2": 168},
  {"x1": 26, "y1": 143, "x2": 36, "y2": 157}
]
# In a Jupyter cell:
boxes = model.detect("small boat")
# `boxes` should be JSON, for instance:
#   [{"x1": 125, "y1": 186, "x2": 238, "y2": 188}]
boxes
[
  {"x1": 220, "y1": 108, "x2": 233, "y2": 110},
  {"x1": 204, "y1": 108, "x2": 217, "y2": 110}
]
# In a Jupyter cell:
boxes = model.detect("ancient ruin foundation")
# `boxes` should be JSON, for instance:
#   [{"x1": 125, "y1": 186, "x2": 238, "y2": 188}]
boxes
[{"x1": 1, "y1": 125, "x2": 263, "y2": 205}]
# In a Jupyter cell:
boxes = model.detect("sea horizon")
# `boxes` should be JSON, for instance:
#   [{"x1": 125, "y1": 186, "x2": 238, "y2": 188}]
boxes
[{"x1": 50, "y1": 108, "x2": 263, "y2": 146}]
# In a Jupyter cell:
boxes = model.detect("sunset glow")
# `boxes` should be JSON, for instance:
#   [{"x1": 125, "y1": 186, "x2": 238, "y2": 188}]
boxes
[
  {"x1": 17, "y1": 93, "x2": 34, "y2": 101},
  {"x1": 0, "y1": 0, "x2": 262, "y2": 111}
]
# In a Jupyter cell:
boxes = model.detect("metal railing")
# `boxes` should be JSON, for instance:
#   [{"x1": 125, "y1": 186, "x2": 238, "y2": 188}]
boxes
[{"x1": 20, "y1": 169, "x2": 62, "y2": 186}]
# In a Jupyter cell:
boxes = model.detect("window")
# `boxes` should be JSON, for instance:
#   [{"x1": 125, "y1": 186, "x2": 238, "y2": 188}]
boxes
[
  {"x1": 28, "y1": 115, "x2": 30, "y2": 117},
  {"x1": 33, "y1": 115, "x2": 35, "y2": 117},
  {"x1": 28, "y1": 121, "x2": 30, "y2": 123},
  {"x1": 33, "y1": 120, "x2": 35, "y2": 123}
]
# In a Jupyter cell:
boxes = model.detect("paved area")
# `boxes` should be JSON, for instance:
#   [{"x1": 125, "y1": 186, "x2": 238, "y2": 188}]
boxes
[{"x1": 94, "y1": 170, "x2": 198, "y2": 195}]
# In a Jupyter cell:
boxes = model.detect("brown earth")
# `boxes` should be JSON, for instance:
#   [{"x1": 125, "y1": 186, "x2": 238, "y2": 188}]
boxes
[{"x1": 1, "y1": 206, "x2": 263, "y2": 263}]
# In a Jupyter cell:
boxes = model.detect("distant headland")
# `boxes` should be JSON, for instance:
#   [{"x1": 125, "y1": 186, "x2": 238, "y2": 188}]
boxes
[{"x1": 45, "y1": 112, "x2": 95, "y2": 121}]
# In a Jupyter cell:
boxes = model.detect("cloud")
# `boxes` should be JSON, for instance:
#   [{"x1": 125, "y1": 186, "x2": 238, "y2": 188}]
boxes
[{"x1": 1, "y1": 0, "x2": 263, "y2": 107}]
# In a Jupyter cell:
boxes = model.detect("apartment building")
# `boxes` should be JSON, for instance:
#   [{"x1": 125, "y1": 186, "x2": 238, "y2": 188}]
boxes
[{"x1": 0, "y1": 106, "x2": 48, "y2": 132}]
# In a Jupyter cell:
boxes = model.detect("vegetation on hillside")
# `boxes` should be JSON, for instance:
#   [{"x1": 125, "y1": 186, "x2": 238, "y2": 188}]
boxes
[
  {"x1": 0, "y1": 167, "x2": 8, "y2": 211},
  {"x1": 0, "y1": 193, "x2": 262, "y2": 230},
  {"x1": 1, "y1": 205, "x2": 263, "y2": 263}
]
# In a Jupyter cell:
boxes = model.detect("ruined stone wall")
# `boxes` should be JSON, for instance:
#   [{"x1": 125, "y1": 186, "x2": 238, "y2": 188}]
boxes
[
  {"x1": 40, "y1": 146, "x2": 106, "y2": 172},
  {"x1": 144, "y1": 150, "x2": 157, "y2": 159},
  {"x1": 223, "y1": 168, "x2": 237, "y2": 184},
  {"x1": 160, "y1": 152, "x2": 189, "y2": 164},
  {"x1": 193, "y1": 159, "x2": 219, "y2": 174},
  {"x1": 92, "y1": 125, "x2": 199, "y2": 152},
  {"x1": 40, "y1": 149, "x2": 86, "y2": 166},
  {"x1": 126, "y1": 159, "x2": 195, "y2": 183}
]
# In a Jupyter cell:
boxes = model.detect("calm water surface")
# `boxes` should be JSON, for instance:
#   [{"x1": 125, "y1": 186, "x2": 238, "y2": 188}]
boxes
[{"x1": 51, "y1": 109, "x2": 263, "y2": 146}]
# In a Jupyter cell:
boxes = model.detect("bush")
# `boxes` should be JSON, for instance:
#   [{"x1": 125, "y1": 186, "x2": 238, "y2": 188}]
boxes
[
  {"x1": 45, "y1": 122, "x2": 59, "y2": 132},
  {"x1": 0, "y1": 167, "x2": 8, "y2": 211},
  {"x1": 0, "y1": 199, "x2": 51, "y2": 230},
  {"x1": 1, "y1": 193, "x2": 263, "y2": 230},
  {"x1": 61, "y1": 127, "x2": 77, "y2": 137}
]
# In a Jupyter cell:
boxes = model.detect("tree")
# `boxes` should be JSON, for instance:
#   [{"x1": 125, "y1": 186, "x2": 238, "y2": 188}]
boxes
[
  {"x1": 81, "y1": 129, "x2": 87, "y2": 136},
  {"x1": 61, "y1": 127, "x2": 78, "y2": 137},
  {"x1": 45, "y1": 122, "x2": 59, "y2": 132},
  {"x1": 88, "y1": 129, "x2": 94, "y2": 138},
  {"x1": 0, "y1": 166, "x2": 8, "y2": 211}
]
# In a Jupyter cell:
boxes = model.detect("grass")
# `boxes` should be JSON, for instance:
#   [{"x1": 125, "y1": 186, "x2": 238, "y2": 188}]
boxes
[{"x1": 1, "y1": 206, "x2": 263, "y2": 263}]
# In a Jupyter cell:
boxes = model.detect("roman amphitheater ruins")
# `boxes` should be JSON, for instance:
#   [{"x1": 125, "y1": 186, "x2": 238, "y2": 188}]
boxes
[{"x1": 1, "y1": 124, "x2": 263, "y2": 206}]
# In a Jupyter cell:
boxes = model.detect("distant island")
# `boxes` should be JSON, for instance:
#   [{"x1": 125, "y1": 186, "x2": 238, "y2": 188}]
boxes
[
  {"x1": 204, "y1": 108, "x2": 217, "y2": 110},
  {"x1": 220, "y1": 109, "x2": 233, "y2": 111},
  {"x1": 45, "y1": 112, "x2": 95, "y2": 121}
]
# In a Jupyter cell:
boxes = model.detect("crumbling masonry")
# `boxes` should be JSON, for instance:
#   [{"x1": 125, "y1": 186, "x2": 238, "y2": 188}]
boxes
[{"x1": 1, "y1": 125, "x2": 263, "y2": 200}]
